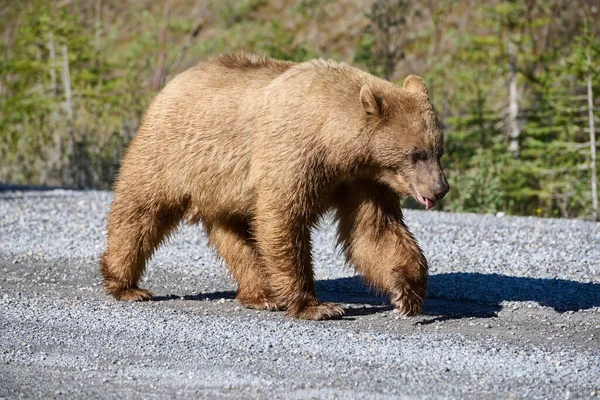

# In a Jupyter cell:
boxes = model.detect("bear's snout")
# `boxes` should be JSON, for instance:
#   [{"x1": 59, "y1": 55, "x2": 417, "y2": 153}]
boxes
[{"x1": 432, "y1": 179, "x2": 449, "y2": 201}]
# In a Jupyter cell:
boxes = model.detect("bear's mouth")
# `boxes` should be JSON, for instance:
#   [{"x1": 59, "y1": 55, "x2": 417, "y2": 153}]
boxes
[{"x1": 412, "y1": 185, "x2": 436, "y2": 210}]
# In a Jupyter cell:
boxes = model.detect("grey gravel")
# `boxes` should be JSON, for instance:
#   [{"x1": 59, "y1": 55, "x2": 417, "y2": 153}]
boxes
[{"x1": 0, "y1": 188, "x2": 599, "y2": 399}]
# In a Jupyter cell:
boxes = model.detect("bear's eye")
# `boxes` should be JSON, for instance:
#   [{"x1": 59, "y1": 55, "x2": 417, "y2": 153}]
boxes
[{"x1": 410, "y1": 149, "x2": 428, "y2": 164}]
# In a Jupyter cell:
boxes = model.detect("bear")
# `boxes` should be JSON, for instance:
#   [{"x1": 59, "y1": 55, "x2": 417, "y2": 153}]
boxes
[{"x1": 100, "y1": 54, "x2": 449, "y2": 320}]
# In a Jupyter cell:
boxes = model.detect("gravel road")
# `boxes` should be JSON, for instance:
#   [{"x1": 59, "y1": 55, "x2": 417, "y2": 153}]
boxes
[{"x1": 1, "y1": 187, "x2": 599, "y2": 399}]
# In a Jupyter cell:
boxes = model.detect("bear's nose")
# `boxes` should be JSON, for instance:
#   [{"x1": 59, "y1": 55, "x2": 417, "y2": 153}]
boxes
[{"x1": 433, "y1": 181, "x2": 450, "y2": 201}]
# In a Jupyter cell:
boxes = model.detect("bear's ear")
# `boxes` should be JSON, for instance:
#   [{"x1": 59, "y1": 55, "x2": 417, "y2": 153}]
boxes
[
  {"x1": 360, "y1": 85, "x2": 383, "y2": 117},
  {"x1": 403, "y1": 75, "x2": 429, "y2": 98}
]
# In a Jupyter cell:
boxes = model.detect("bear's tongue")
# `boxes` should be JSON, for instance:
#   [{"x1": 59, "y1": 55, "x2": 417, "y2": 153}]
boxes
[{"x1": 416, "y1": 193, "x2": 436, "y2": 210}]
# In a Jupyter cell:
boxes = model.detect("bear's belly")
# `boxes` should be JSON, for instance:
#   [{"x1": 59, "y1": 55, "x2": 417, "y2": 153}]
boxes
[{"x1": 183, "y1": 176, "x2": 256, "y2": 225}]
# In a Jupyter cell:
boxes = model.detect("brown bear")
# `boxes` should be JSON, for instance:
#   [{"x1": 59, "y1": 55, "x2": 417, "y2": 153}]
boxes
[{"x1": 100, "y1": 54, "x2": 449, "y2": 320}]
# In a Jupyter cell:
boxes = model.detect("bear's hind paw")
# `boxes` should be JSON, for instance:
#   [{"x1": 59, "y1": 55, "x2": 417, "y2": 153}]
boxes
[
  {"x1": 291, "y1": 302, "x2": 345, "y2": 320},
  {"x1": 236, "y1": 293, "x2": 285, "y2": 311},
  {"x1": 113, "y1": 287, "x2": 153, "y2": 302},
  {"x1": 391, "y1": 289, "x2": 424, "y2": 317}
]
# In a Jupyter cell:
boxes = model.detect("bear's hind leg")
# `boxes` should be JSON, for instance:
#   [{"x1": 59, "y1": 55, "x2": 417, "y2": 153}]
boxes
[
  {"x1": 101, "y1": 197, "x2": 183, "y2": 301},
  {"x1": 335, "y1": 181, "x2": 428, "y2": 317},
  {"x1": 206, "y1": 220, "x2": 282, "y2": 311},
  {"x1": 253, "y1": 196, "x2": 344, "y2": 320}
]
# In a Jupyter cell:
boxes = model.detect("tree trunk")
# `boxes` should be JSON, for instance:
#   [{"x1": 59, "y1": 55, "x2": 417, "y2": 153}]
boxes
[
  {"x1": 48, "y1": 32, "x2": 61, "y2": 181},
  {"x1": 507, "y1": 25, "x2": 520, "y2": 158},
  {"x1": 94, "y1": 0, "x2": 103, "y2": 92},
  {"x1": 152, "y1": 0, "x2": 172, "y2": 91},
  {"x1": 61, "y1": 44, "x2": 73, "y2": 123},
  {"x1": 61, "y1": 44, "x2": 74, "y2": 185},
  {"x1": 587, "y1": 47, "x2": 598, "y2": 221},
  {"x1": 171, "y1": 7, "x2": 208, "y2": 73},
  {"x1": 48, "y1": 32, "x2": 57, "y2": 96}
]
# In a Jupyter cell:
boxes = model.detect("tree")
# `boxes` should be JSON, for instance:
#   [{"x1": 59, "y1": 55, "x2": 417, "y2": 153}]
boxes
[
  {"x1": 563, "y1": 18, "x2": 600, "y2": 220},
  {"x1": 0, "y1": 0, "x2": 597, "y2": 219},
  {"x1": 586, "y1": 44, "x2": 598, "y2": 221},
  {"x1": 152, "y1": 0, "x2": 173, "y2": 91},
  {"x1": 354, "y1": 0, "x2": 409, "y2": 80}
]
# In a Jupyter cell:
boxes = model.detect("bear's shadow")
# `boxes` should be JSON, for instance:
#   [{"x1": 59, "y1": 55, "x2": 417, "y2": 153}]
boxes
[{"x1": 154, "y1": 272, "x2": 600, "y2": 321}]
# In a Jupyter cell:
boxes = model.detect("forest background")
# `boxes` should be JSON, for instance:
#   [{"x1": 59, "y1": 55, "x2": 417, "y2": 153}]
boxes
[{"x1": 1, "y1": 0, "x2": 599, "y2": 219}]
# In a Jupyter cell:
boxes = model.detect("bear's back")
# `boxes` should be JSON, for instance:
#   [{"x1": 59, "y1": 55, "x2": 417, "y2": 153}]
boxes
[
  {"x1": 209, "y1": 53, "x2": 296, "y2": 75},
  {"x1": 176, "y1": 54, "x2": 297, "y2": 94}
]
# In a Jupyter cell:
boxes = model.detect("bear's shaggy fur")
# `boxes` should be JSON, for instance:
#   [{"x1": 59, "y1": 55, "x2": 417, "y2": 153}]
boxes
[{"x1": 100, "y1": 54, "x2": 449, "y2": 320}]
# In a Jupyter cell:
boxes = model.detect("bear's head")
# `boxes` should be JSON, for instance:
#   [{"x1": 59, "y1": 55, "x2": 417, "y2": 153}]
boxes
[{"x1": 360, "y1": 75, "x2": 449, "y2": 209}]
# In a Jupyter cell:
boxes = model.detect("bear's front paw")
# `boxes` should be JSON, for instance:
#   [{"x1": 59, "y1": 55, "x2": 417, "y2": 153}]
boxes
[
  {"x1": 391, "y1": 287, "x2": 424, "y2": 317},
  {"x1": 290, "y1": 302, "x2": 345, "y2": 320}
]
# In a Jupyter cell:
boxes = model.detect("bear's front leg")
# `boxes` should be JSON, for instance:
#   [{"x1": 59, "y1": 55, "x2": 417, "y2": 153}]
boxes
[
  {"x1": 335, "y1": 181, "x2": 428, "y2": 317},
  {"x1": 253, "y1": 195, "x2": 344, "y2": 320}
]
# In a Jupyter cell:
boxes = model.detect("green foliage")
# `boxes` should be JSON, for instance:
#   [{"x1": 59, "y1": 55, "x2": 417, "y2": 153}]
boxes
[
  {"x1": 0, "y1": 0, "x2": 154, "y2": 188},
  {"x1": 444, "y1": 149, "x2": 508, "y2": 214},
  {"x1": 260, "y1": 21, "x2": 316, "y2": 62},
  {"x1": 218, "y1": 0, "x2": 266, "y2": 28},
  {"x1": 296, "y1": 0, "x2": 333, "y2": 20},
  {"x1": 410, "y1": 1, "x2": 599, "y2": 219},
  {"x1": 354, "y1": 33, "x2": 385, "y2": 78},
  {"x1": 0, "y1": 0, "x2": 598, "y2": 219},
  {"x1": 354, "y1": 0, "x2": 408, "y2": 80}
]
